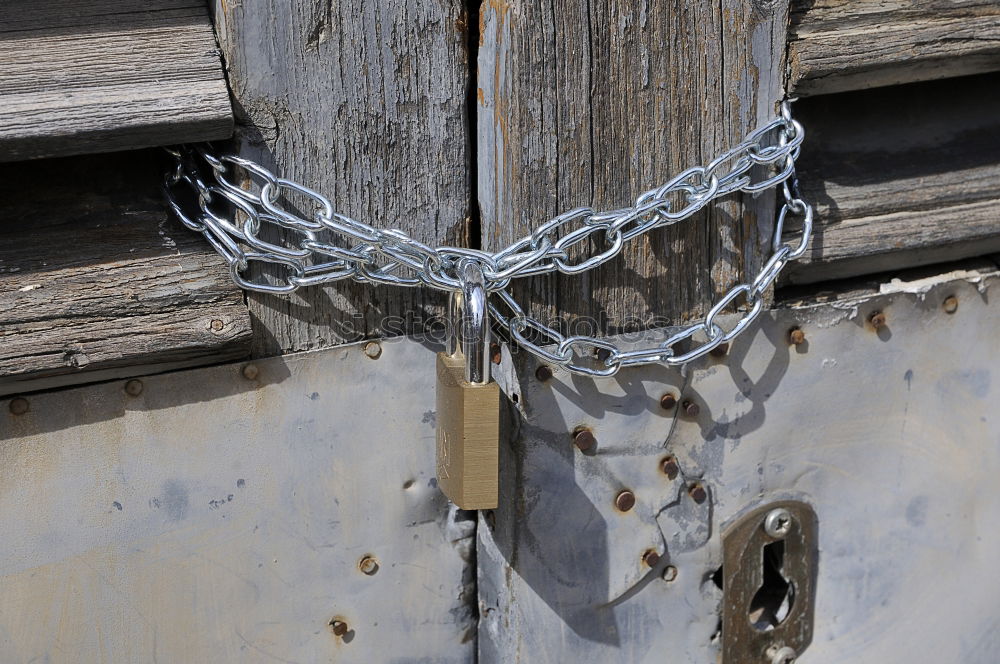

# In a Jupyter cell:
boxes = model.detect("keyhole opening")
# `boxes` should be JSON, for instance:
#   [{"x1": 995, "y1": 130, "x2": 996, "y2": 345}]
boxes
[{"x1": 748, "y1": 540, "x2": 795, "y2": 631}]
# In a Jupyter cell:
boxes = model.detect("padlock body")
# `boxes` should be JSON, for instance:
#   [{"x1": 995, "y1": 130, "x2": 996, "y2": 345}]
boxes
[{"x1": 435, "y1": 352, "x2": 500, "y2": 509}]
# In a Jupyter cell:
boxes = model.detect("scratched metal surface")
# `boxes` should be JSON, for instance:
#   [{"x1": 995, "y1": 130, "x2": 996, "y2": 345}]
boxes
[
  {"x1": 480, "y1": 266, "x2": 1000, "y2": 663},
  {"x1": 0, "y1": 339, "x2": 475, "y2": 663}
]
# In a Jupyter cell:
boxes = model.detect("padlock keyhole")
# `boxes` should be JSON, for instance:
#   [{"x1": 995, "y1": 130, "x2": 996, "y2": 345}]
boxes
[{"x1": 748, "y1": 540, "x2": 795, "y2": 631}]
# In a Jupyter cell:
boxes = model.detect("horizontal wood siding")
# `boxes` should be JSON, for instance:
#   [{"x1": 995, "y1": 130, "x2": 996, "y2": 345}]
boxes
[
  {"x1": 789, "y1": 1, "x2": 1000, "y2": 96},
  {"x1": 0, "y1": 151, "x2": 251, "y2": 396},
  {"x1": 0, "y1": 0, "x2": 233, "y2": 162},
  {"x1": 781, "y1": 74, "x2": 1000, "y2": 284}
]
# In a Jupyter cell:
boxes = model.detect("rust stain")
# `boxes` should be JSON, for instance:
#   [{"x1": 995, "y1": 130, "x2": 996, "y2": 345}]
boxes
[{"x1": 477, "y1": 87, "x2": 485, "y2": 106}]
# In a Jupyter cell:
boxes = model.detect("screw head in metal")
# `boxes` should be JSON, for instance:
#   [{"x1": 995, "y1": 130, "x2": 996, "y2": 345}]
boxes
[
  {"x1": 767, "y1": 645, "x2": 797, "y2": 664},
  {"x1": 358, "y1": 556, "x2": 379, "y2": 576},
  {"x1": 363, "y1": 340, "x2": 382, "y2": 359},
  {"x1": 869, "y1": 311, "x2": 887, "y2": 330},
  {"x1": 242, "y1": 364, "x2": 259, "y2": 381},
  {"x1": 688, "y1": 482, "x2": 707, "y2": 504},
  {"x1": 615, "y1": 490, "x2": 636, "y2": 512},
  {"x1": 330, "y1": 619, "x2": 349, "y2": 637},
  {"x1": 764, "y1": 508, "x2": 793, "y2": 539},
  {"x1": 124, "y1": 379, "x2": 144, "y2": 397},
  {"x1": 535, "y1": 365, "x2": 553, "y2": 382},
  {"x1": 642, "y1": 549, "x2": 661, "y2": 567},
  {"x1": 789, "y1": 327, "x2": 806, "y2": 345},
  {"x1": 661, "y1": 565, "x2": 678, "y2": 582},
  {"x1": 943, "y1": 295, "x2": 958, "y2": 314},
  {"x1": 659, "y1": 393, "x2": 678, "y2": 410},
  {"x1": 681, "y1": 399, "x2": 700, "y2": 417},
  {"x1": 9, "y1": 397, "x2": 29, "y2": 416},
  {"x1": 660, "y1": 456, "x2": 679, "y2": 480},
  {"x1": 573, "y1": 428, "x2": 596, "y2": 452}
]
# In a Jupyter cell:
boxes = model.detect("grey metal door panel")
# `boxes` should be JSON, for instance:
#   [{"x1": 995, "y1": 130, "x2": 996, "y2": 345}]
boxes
[
  {"x1": 479, "y1": 268, "x2": 1000, "y2": 663},
  {"x1": 0, "y1": 341, "x2": 475, "y2": 663}
]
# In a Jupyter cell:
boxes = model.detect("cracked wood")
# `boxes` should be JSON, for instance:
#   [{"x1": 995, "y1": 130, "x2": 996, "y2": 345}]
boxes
[
  {"x1": 0, "y1": 0, "x2": 233, "y2": 161},
  {"x1": 211, "y1": 0, "x2": 471, "y2": 356}
]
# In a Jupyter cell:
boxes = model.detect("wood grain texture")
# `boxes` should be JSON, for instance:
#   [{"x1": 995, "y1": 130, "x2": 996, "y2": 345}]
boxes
[
  {"x1": 789, "y1": 0, "x2": 1000, "y2": 96},
  {"x1": 477, "y1": 0, "x2": 792, "y2": 336},
  {"x1": 0, "y1": 151, "x2": 251, "y2": 396},
  {"x1": 211, "y1": 0, "x2": 470, "y2": 356},
  {"x1": 0, "y1": 0, "x2": 233, "y2": 162},
  {"x1": 781, "y1": 74, "x2": 1000, "y2": 285}
]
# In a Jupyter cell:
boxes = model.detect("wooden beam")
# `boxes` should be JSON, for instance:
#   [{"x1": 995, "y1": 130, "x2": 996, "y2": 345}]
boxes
[
  {"x1": 211, "y1": 0, "x2": 470, "y2": 356},
  {"x1": 0, "y1": 0, "x2": 233, "y2": 162},
  {"x1": 477, "y1": 1, "x2": 792, "y2": 336},
  {"x1": 789, "y1": 1, "x2": 1000, "y2": 96},
  {"x1": 0, "y1": 151, "x2": 251, "y2": 396},
  {"x1": 781, "y1": 74, "x2": 1000, "y2": 284}
]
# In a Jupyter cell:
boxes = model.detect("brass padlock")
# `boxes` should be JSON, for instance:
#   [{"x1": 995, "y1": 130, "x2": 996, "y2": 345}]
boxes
[{"x1": 435, "y1": 261, "x2": 500, "y2": 509}]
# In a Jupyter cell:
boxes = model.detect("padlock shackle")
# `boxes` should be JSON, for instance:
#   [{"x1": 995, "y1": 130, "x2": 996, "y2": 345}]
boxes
[{"x1": 447, "y1": 260, "x2": 491, "y2": 385}]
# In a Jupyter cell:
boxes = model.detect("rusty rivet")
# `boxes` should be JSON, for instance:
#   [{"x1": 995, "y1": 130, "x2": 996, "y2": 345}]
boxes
[
  {"x1": 789, "y1": 327, "x2": 806, "y2": 345},
  {"x1": 688, "y1": 482, "x2": 707, "y2": 504},
  {"x1": 681, "y1": 399, "x2": 700, "y2": 417},
  {"x1": 330, "y1": 620, "x2": 349, "y2": 637},
  {"x1": 642, "y1": 549, "x2": 661, "y2": 567},
  {"x1": 124, "y1": 379, "x2": 144, "y2": 397},
  {"x1": 573, "y1": 428, "x2": 596, "y2": 451},
  {"x1": 490, "y1": 342, "x2": 502, "y2": 365},
  {"x1": 869, "y1": 311, "x2": 887, "y2": 330},
  {"x1": 660, "y1": 456, "x2": 679, "y2": 480},
  {"x1": 363, "y1": 340, "x2": 382, "y2": 360},
  {"x1": 615, "y1": 490, "x2": 636, "y2": 512},
  {"x1": 535, "y1": 365, "x2": 553, "y2": 382},
  {"x1": 662, "y1": 565, "x2": 678, "y2": 582},
  {"x1": 358, "y1": 556, "x2": 379, "y2": 576},
  {"x1": 9, "y1": 397, "x2": 29, "y2": 416},
  {"x1": 242, "y1": 364, "x2": 259, "y2": 381},
  {"x1": 210, "y1": 319, "x2": 224, "y2": 331},
  {"x1": 943, "y1": 296, "x2": 959, "y2": 314},
  {"x1": 709, "y1": 343, "x2": 729, "y2": 358},
  {"x1": 659, "y1": 393, "x2": 678, "y2": 410}
]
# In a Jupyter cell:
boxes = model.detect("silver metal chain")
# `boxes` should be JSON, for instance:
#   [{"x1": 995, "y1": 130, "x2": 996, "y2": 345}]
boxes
[{"x1": 164, "y1": 103, "x2": 812, "y2": 376}]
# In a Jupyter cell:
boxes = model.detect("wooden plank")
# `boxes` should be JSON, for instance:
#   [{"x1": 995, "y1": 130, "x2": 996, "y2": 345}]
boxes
[
  {"x1": 0, "y1": 151, "x2": 252, "y2": 396},
  {"x1": 789, "y1": 1, "x2": 1000, "y2": 96},
  {"x1": 477, "y1": 1, "x2": 792, "y2": 337},
  {"x1": 211, "y1": 0, "x2": 470, "y2": 356},
  {"x1": 0, "y1": 0, "x2": 233, "y2": 162},
  {"x1": 781, "y1": 74, "x2": 1000, "y2": 285}
]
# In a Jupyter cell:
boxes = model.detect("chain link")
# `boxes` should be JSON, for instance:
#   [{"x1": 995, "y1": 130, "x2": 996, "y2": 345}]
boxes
[{"x1": 164, "y1": 104, "x2": 812, "y2": 375}]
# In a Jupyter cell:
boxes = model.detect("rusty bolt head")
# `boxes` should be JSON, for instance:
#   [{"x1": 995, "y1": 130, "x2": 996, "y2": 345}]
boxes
[
  {"x1": 688, "y1": 482, "x2": 707, "y2": 504},
  {"x1": 943, "y1": 296, "x2": 959, "y2": 314},
  {"x1": 363, "y1": 340, "x2": 382, "y2": 360},
  {"x1": 242, "y1": 364, "x2": 260, "y2": 381},
  {"x1": 9, "y1": 397, "x2": 29, "y2": 416},
  {"x1": 124, "y1": 379, "x2": 144, "y2": 397},
  {"x1": 709, "y1": 343, "x2": 729, "y2": 358},
  {"x1": 210, "y1": 319, "x2": 224, "y2": 331},
  {"x1": 789, "y1": 327, "x2": 806, "y2": 345},
  {"x1": 359, "y1": 556, "x2": 379, "y2": 576},
  {"x1": 662, "y1": 565, "x2": 678, "y2": 582},
  {"x1": 660, "y1": 456, "x2": 679, "y2": 480},
  {"x1": 681, "y1": 399, "x2": 700, "y2": 417},
  {"x1": 330, "y1": 620, "x2": 349, "y2": 637},
  {"x1": 659, "y1": 393, "x2": 678, "y2": 410},
  {"x1": 615, "y1": 490, "x2": 636, "y2": 512},
  {"x1": 642, "y1": 549, "x2": 661, "y2": 567},
  {"x1": 573, "y1": 428, "x2": 596, "y2": 452},
  {"x1": 869, "y1": 311, "x2": 887, "y2": 330},
  {"x1": 490, "y1": 343, "x2": 502, "y2": 365},
  {"x1": 535, "y1": 365, "x2": 553, "y2": 382}
]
